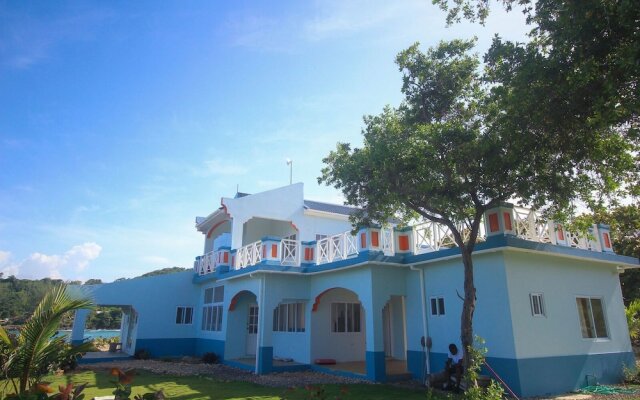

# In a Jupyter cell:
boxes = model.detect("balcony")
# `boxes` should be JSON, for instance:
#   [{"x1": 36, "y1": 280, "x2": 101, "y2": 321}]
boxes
[{"x1": 194, "y1": 205, "x2": 616, "y2": 276}]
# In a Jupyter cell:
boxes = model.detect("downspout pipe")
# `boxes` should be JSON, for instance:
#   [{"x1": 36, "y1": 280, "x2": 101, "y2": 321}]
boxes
[{"x1": 410, "y1": 264, "x2": 430, "y2": 384}]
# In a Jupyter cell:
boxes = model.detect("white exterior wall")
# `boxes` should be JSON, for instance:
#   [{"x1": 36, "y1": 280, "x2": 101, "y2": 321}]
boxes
[
  {"x1": 299, "y1": 214, "x2": 353, "y2": 242},
  {"x1": 504, "y1": 251, "x2": 633, "y2": 359},
  {"x1": 223, "y1": 184, "x2": 305, "y2": 249}
]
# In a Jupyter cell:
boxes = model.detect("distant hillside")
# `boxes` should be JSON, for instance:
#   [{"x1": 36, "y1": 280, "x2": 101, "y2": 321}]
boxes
[
  {"x1": 0, "y1": 276, "x2": 63, "y2": 323},
  {"x1": 139, "y1": 266, "x2": 187, "y2": 277}
]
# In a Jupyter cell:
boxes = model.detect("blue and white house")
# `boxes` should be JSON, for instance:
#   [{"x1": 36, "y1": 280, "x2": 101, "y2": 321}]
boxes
[{"x1": 72, "y1": 183, "x2": 638, "y2": 397}]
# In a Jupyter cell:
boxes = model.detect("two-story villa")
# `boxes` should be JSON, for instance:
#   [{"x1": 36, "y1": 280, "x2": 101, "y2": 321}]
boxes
[{"x1": 72, "y1": 183, "x2": 638, "y2": 397}]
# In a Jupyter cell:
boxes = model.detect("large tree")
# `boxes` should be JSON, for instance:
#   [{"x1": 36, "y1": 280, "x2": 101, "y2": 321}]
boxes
[
  {"x1": 320, "y1": 37, "x2": 636, "y2": 381},
  {"x1": 436, "y1": 0, "x2": 639, "y2": 205}
]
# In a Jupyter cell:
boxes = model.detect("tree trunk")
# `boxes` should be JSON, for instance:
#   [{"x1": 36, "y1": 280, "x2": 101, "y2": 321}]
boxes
[{"x1": 460, "y1": 246, "x2": 476, "y2": 387}]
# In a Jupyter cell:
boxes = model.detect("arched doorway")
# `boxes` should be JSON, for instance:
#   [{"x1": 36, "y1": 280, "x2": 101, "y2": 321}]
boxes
[
  {"x1": 310, "y1": 287, "x2": 367, "y2": 376},
  {"x1": 225, "y1": 290, "x2": 259, "y2": 365}
]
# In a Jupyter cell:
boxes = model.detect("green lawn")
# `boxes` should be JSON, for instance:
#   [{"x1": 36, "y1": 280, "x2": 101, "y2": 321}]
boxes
[{"x1": 2, "y1": 370, "x2": 447, "y2": 400}]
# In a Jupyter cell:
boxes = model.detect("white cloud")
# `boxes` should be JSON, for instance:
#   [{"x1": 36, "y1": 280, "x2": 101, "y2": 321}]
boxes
[{"x1": 0, "y1": 243, "x2": 102, "y2": 280}]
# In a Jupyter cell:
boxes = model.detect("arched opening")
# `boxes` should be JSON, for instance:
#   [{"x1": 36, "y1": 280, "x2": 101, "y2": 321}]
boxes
[
  {"x1": 241, "y1": 217, "x2": 297, "y2": 246},
  {"x1": 310, "y1": 287, "x2": 367, "y2": 377},
  {"x1": 224, "y1": 290, "x2": 259, "y2": 367}
]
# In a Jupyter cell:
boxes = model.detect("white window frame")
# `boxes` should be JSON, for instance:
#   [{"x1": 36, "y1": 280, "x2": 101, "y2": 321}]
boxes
[
  {"x1": 575, "y1": 296, "x2": 609, "y2": 340},
  {"x1": 529, "y1": 293, "x2": 545, "y2": 317},
  {"x1": 273, "y1": 302, "x2": 306, "y2": 333},
  {"x1": 430, "y1": 296, "x2": 445, "y2": 316},
  {"x1": 175, "y1": 306, "x2": 193, "y2": 325},
  {"x1": 331, "y1": 302, "x2": 361, "y2": 333},
  {"x1": 202, "y1": 285, "x2": 224, "y2": 332}
]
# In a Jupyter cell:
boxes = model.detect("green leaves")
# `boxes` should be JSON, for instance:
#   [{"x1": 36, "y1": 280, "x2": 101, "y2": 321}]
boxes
[{"x1": 1, "y1": 284, "x2": 94, "y2": 394}]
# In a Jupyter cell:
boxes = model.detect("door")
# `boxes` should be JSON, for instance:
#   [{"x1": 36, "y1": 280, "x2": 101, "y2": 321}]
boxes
[
  {"x1": 246, "y1": 304, "x2": 258, "y2": 356},
  {"x1": 383, "y1": 303, "x2": 392, "y2": 357}
]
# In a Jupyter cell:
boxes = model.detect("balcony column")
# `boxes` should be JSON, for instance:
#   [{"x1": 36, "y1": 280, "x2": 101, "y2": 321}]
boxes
[
  {"x1": 216, "y1": 246, "x2": 231, "y2": 273},
  {"x1": 260, "y1": 236, "x2": 282, "y2": 265},
  {"x1": 484, "y1": 203, "x2": 516, "y2": 237},
  {"x1": 357, "y1": 226, "x2": 383, "y2": 253},
  {"x1": 596, "y1": 224, "x2": 614, "y2": 253},
  {"x1": 549, "y1": 221, "x2": 568, "y2": 246},
  {"x1": 301, "y1": 241, "x2": 316, "y2": 266},
  {"x1": 393, "y1": 227, "x2": 414, "y2": 255}
]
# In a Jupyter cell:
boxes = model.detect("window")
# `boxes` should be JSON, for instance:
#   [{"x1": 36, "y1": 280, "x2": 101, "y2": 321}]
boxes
[
  {"x1": 202, "y1": 286, "x2": 224, "y2": 331},
  {"x1": 576, "y1": 297, "x2": 608, "y2": 339},
  {"x1": 273, "y1": 303, "x2": 305, "y2": 332},
  {"x1": 530, "y1": 293, "x2": 545, "y2": 317},
  {"x1": 315, "y1": 234, "x2": 328, "y2": 241},
  {"x1": 331, "y1": 302, "x2": 361, "y2": 333},
  {"x1": 430, "y1": 297, "x2": 445, "y2": 316},
  {"x1": 176, "y1": 306, "x2": 193, "y2": 324}
]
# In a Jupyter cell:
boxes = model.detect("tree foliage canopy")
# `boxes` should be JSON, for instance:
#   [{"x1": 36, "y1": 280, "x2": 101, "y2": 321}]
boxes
[{"x1": 435, "y1": 0, "x2": 639, "y2": 208}]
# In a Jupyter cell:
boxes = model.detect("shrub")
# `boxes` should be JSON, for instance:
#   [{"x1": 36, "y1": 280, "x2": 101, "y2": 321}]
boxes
[
  {"x1": 623, "y1": 363, "x2": 640, "y2": 384},
  {"x1": 133, "y1": 349, "x2": 150, "y2": 360},
  {"x1": 462, "y1": 337, "x2": 505, "y2": 400},
  {"x1": 201, "y1": 352, "x2": 219, "y2": 364}
]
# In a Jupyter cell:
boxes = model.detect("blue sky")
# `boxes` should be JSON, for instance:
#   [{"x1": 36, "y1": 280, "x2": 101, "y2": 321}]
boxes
[{"x1": 0, "y1": 1, "x2": 529, "y2": 282}]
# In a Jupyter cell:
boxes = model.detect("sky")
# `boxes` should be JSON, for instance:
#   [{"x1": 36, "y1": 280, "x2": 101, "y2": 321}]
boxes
[{"x1": 0, "y1": 1, "x2": 531, "y2": 282}]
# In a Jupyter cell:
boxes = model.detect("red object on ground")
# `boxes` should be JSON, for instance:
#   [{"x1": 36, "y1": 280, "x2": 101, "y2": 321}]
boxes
[{"x1": 314, "y1": 358, "x2": 336, "y2": 365}]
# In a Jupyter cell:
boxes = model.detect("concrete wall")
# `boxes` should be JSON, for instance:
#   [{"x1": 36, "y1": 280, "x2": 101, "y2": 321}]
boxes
[
  {"x1": 242, "y1": 218, "x2": 296, "y2": 245},
  {"x1": 82, "y1": 271, "x2": 198, "y2": 357},
  {"x1": 505, "y1": 251, "x2": 633, "y2": 358},
  {"x1": 310, "y1": 287, "x2": 366, "y2": 362},
  {"x1": 420, "y1": 252, "x2": 516, "y2": 360},
  {"x1": 223, "y1": 184, "x2": 305, "y2": 249},
  {"x1": 298, "y1": 214, "x2": 353, "y2": 242},
  {"x1": 264, "y1": 274, "x2": 311, "y2": 363}
]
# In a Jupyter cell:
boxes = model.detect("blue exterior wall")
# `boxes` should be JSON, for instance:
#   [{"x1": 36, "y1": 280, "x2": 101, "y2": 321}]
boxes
[
  {"x1": 78, "y1": 271, "x2": 199, "y2": 356},
  {"x1": 82, "y1": 237, "x2": 637, "y2": 397}
]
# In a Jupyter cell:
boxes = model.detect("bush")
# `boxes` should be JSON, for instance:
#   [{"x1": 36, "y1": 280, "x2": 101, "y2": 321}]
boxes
[
  {"x1": 623, "y1": 363, "x2": 640, "y2": 384},
  {"x1": 462, "y1": 337, "x2": 505, "y2": 400},
  {"x1": 133, "y1": 349, "x2": 150, "y2": 360},
  {"x1": 201, "y1": 352, "x2": 219, "y2": 364}
]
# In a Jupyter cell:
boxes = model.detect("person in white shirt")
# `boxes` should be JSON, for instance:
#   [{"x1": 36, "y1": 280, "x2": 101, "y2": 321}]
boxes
[{"x1": 444, "y1": 343, "x2": 464, "y2": 391}]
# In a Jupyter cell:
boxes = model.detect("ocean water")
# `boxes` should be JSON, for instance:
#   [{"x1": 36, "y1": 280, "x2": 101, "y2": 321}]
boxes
[{"x1": 56, "y1": 329, "x2": 121, "y2": 340}]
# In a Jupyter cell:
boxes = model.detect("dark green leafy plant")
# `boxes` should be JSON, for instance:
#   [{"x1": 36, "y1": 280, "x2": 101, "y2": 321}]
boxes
[
  {"x1": 133, "y1": 349, "x2": 150, "y2": 360},
  {"x1": 201, "y1": 352, "x2": 219, "y2": 364}
]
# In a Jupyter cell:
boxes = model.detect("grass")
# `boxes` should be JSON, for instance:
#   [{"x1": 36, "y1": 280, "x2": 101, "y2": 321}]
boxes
[{"x1": 1, "y1": 369, "x2": 445, "y2": 400}]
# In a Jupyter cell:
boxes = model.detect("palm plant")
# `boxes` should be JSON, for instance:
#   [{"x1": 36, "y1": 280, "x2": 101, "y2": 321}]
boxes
[{"x1": 0, "y1": 284, "x2": 94, "y2": 394}]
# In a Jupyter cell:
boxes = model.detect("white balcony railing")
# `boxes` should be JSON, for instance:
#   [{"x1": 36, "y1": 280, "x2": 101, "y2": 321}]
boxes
[
  {"x1": 196, "y1": 206, "x2": 612, "y2": 275},
  {"x1": 513, "y1": 207, "x2": 554, "y2": 244},
  {"x1": 235, "y1": 241, "x2": 262, "y2": 269},
  {"x1": 316, "y1": 231, "x2": 359, "y2": 264},
  {"x1": 414, "y1": 221, "x2": 459, "y2": 254},
  {"x1": 194, "y1": 249, "x2": 224, "y2": 275},
  {"x1": 281, "y1": 239, "x2": 301, "y2": 266}
]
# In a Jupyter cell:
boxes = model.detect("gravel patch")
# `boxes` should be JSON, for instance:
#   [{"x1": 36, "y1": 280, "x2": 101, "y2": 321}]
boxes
[{"x1": 79, "y1": 359, "x2": 370, "y2": 388}]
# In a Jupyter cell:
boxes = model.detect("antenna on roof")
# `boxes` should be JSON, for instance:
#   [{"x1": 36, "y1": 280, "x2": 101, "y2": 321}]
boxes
[
  {"x1": 286, "y1": 158, "x2": 293, "y2": 185},
  {"x1": 236, "y1": 184, "x2": 239, "y2": 195}
]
